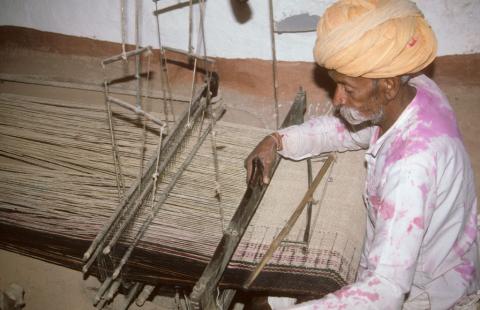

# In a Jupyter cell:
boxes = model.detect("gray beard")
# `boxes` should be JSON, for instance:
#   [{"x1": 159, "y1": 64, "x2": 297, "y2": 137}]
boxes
[{"x1": 339, "y1": 105, "x2": 384, "y2": 125}]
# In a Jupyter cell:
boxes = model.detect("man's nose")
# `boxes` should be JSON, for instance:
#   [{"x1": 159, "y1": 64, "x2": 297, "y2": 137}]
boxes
[{"x1": 332, "y1": 86, "x2": 346, "y2": 107}]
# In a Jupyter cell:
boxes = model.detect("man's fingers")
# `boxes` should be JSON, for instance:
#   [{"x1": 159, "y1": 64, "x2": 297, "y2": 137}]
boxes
[
  {"x1": 245, "y1": 136, "x2": 277, "y2": 185},
  {"x1": 262, "y1": 158, "x2": 273, "y2": 185}
]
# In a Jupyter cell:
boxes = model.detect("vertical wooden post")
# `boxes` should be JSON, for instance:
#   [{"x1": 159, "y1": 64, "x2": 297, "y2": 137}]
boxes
[{"x1": 189, "y1": 89, "x2": 306, "y2": 309}]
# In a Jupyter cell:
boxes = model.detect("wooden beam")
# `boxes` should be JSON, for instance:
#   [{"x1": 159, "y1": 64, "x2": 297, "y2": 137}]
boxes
[{"x1": 189, "y1": 89, "x2": 307, "y2": 309}]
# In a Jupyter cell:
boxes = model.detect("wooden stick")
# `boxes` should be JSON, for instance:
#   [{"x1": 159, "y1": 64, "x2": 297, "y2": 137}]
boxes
[
  {"x1": 105, "y1": 278, "x2": 122, "y2": 301},
  {"x1": 107, "y1": 95, "x2": 167, "y2": 128},
  {"x1": 93, "y1": 276, "x2": 113, "y2": 306},
  {"x1": 102, "y1": 46, "x2": 152, "y2": 66},
  {"x1": 121, "y1": 283, "x2": 143, "y2": 310},
  {"x1": 0, "y1": 73, "x2": 191, "y2": 102},
  {"x1": 268, "y1": 0, "x2": 280, "y2": 129},
  {"x1": 163, "y1": 46, "x2": 215, "y2": 63},
  {"x1": 189, "y1": 89, "x2": 307, "y2": 309},
  {"x1": 303, "y1": 158, "x2": 314, "y2": 244},
  {"x1": 219, "y1": 289, "x2": 236, "y2": 309},
  {"x1": 243, "y1": 154, "x2": 335, "y2": 289},
  {"x1": 136, "y1": 284, "x2": 155, "y2": 307}
]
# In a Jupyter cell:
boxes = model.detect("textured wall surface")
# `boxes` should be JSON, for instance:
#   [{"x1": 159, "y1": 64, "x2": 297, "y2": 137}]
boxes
[{"x1": 0, "y1": 0, "x2": 479, "y2": 61}]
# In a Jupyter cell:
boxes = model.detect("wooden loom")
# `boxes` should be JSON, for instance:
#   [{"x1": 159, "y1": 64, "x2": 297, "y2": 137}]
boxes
[
  {"x1": 0, "y1": 87, "x2": 366, "y2": 308},
  {"x1": 0, "y1": 1, "x2": 366, "y2": 308}
]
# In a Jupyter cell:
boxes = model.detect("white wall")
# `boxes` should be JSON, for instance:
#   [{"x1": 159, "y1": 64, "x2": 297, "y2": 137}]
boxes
[{"x1": 1, "y1": 0, "x2": 479, "y2": 61}]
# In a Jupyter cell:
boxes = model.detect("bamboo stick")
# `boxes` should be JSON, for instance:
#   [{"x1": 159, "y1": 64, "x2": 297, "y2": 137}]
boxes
[
  {"x1": 0, "y1": 73, "x2": 191, "y2": 102},
  {"x1": 102, "y1": 46, "x2": 153, "y2": 66},
  {"x1": 107, "y1": 96, "x2": 167, "y2": 128},
  {"x1": 243, "y1": 155, "x2": 335, "y2": 288},
  {"x1": 121, "y1": 283, "x2": 143, "y2": 310},
  {"x1": 162, "y1": 46, "x2": 215, "y2": 63}
]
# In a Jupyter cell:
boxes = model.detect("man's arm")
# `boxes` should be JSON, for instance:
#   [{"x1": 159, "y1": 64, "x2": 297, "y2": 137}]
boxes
[
  {"x1": 245, "y1": 115, "x2": 373, "y2": 184},
  {"x1": 278, "y1": 116, "x2": 373, "y2": 160},
  {"x1": 289, "y1": 154, "x2": 436, "y2": 309}
]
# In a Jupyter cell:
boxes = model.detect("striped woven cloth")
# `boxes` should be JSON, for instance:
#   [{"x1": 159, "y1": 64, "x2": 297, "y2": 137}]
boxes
[{"x1": 0, "y1": 93, "x2": 366, "y2": 296}]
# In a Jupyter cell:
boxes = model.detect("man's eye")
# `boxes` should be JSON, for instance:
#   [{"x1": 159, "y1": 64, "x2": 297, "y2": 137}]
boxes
[{"x1": 345, "y1": 88, "x2": 354, "y2": 95}]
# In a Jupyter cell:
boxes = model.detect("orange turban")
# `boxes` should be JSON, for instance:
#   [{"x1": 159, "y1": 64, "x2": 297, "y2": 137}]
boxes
[{"x1": 314, "y1": 0, "x2": 437, "y2": 78}]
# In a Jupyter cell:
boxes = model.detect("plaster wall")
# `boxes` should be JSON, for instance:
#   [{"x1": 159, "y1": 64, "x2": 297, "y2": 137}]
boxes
[{"x1": 0, "y1": 0, "x2": 479, "y2": 61}]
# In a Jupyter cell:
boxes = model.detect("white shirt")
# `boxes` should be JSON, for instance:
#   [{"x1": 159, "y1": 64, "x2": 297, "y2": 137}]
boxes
[{"x1": 277, "y1": 75, "x2": 479, "y2": 309}]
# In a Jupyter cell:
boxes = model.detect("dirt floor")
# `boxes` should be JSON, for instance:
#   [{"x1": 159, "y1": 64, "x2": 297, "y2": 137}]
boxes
[
  {"x1": 0, "y1": 43, "x2": 479, "y2": 309},
  {"x1": 0, "y1": 249, "x2": 180, "y2": 310}
]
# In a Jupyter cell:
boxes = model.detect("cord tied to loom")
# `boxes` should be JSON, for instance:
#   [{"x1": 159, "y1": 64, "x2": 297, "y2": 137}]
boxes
[
  {"x1": 149, "y1": 123, "x2": 166, "y2": 218},
  {"x1": 120, "y1": 0, "x2": 127, "y2": 61},
  {"x1": 135, "y1": 105, "x2": 142, "y2": 115},
  {"x1": 212, "y1": 129, "x2": 221, "y2": 202}
]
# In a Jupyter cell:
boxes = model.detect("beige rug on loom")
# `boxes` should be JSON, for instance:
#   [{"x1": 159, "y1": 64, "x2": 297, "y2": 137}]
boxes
[
  {"x1": 0, "y1": 92, "x2": 367, "y2": 295},
  {"x1": 232, "y1": 150, "x2": 367, "y2": 287}
]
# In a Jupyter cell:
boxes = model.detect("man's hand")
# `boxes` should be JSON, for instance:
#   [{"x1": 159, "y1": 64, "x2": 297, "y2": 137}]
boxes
[{"x1": 245, "y1": 133, "x2": 282, "y2": 185}]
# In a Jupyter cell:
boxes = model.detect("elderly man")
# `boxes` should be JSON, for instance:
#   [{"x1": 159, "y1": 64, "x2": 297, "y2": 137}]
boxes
[{"x1": 245, "y1": 0, "x2": 479, "y2": 308}]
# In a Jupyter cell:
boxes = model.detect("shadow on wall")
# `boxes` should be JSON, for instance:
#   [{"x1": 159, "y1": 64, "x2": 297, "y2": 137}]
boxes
[
  {"x1": 230, "y1": 0, "x2": 253, "y2": 24},
  {"x1": 423, "y1": 62, "x2": 436, "y2": 79}
]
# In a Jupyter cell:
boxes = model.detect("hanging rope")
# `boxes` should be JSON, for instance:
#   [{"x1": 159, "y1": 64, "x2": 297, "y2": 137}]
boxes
[
  {"x1": 186, "y1": 57, "x2": 198, "y2": 129},
  {"x1": 198, "y1": 0, "x2": 225, "y2": 231},
  {"x1": 197, "y1": 0, "x2": 207, "y2": 57},
  {"x1": 154, "y1": 1, "x2": 175, "y2": 124},
  {"x1": 193, "y1": 0, "x2": 225, "y2": 231},
  {"x1": 137, "y1": 45, "x2": 153, "y2": 194},
  {"x1": 134, "y1": 0, "x2": 142, "y2": 111},
  {"x1": 268, "y1": 0, "x2": 280, "y2": 129},
  {"x1": 94, "y1": 1, "x2": 165, "y2": 306},
  {"x1": 120, "y1": 0, "x2": 127, "y2": 59},
  {"x1": 103, "y1": 77, "x2": 126, "y2": 200},
  {"x1": 150, "y1": 124, "x2": 166, "y2": 217},
  {"x1": 188, "y1": 0, "x2": 194, "y2": 55}
]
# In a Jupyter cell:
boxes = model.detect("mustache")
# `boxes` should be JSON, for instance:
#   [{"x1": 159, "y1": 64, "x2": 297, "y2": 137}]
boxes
[{"x1": 336, "y1": 106, "x2": 384, "y2": 125}]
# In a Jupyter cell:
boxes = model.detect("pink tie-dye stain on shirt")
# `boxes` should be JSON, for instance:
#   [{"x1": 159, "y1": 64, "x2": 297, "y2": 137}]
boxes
[
  {"x1": 454, "y1": 259, "x2": 476, "y2": 282},
  {"x1": 334, "y1": 287, "x2": 380, "y2": 302},
  {"x1": 384, "y1": 133, "x2": 430, "y2": 169},
  {"x1": 419, "y1": 183, "x2": 429, "y2": 201},
  {"x1": 384, "y1": 88, "x2": 461, "y2": 169},
  {"x1": 368, "y1": 277, "x2": 381, "y2": 287},
  {"x1": 415, "y1": 89, "x2": 461, "y2": 140},
  {"x1": 336, "y1": 121, "x2": 347, "y2": 142},
  {"x1": 465, "y1": 210, "x2": 478, "y2": 240},
  {"x1": 453, "y1": 244, "x2": 467, "y2": 258},
  {"x1": 314, "y1": 301, "x2": 347, "y2": 309},
  {"x1": 407, "y1": 216, "x2": 424, "y2": 233},
  {"x1": 371, "y1": 195, "x2": 395, "y2": 221},
  {"x1": 454, "y1": 210, "x2": 479, "y2": 257}
]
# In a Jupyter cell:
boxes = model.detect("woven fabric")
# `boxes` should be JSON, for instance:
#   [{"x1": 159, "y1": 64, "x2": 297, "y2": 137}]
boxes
[
  {"x1": 0, "y1": 93, "x2": 366, "y2": 294},
  {"x1": 232, "y1": 152, "x2": 366, "y2": 286}
]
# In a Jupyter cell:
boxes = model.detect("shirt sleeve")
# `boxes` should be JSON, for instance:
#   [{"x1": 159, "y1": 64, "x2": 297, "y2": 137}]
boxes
[
  {"x1": 277, "y1": 116, "x2": 374, "y2": 160},
  {"x1": 287, "y1": 154, "x2": 436, "y2": 309}
]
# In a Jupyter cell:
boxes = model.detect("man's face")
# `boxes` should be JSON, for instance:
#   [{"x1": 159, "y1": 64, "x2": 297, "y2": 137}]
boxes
[{"x1": 328, "y1": 71, "x2": 385, "y2": 125}]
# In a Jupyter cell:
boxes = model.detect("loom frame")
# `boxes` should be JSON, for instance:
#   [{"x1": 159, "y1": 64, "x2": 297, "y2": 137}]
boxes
[{"x1": 189, "y1": 88, "x2": 307, "y2": 309}]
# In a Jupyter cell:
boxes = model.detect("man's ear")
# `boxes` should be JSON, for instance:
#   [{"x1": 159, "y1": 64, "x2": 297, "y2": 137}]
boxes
[{"x1": 378, "y1": 77, "x2": 401, "y2": 101}]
